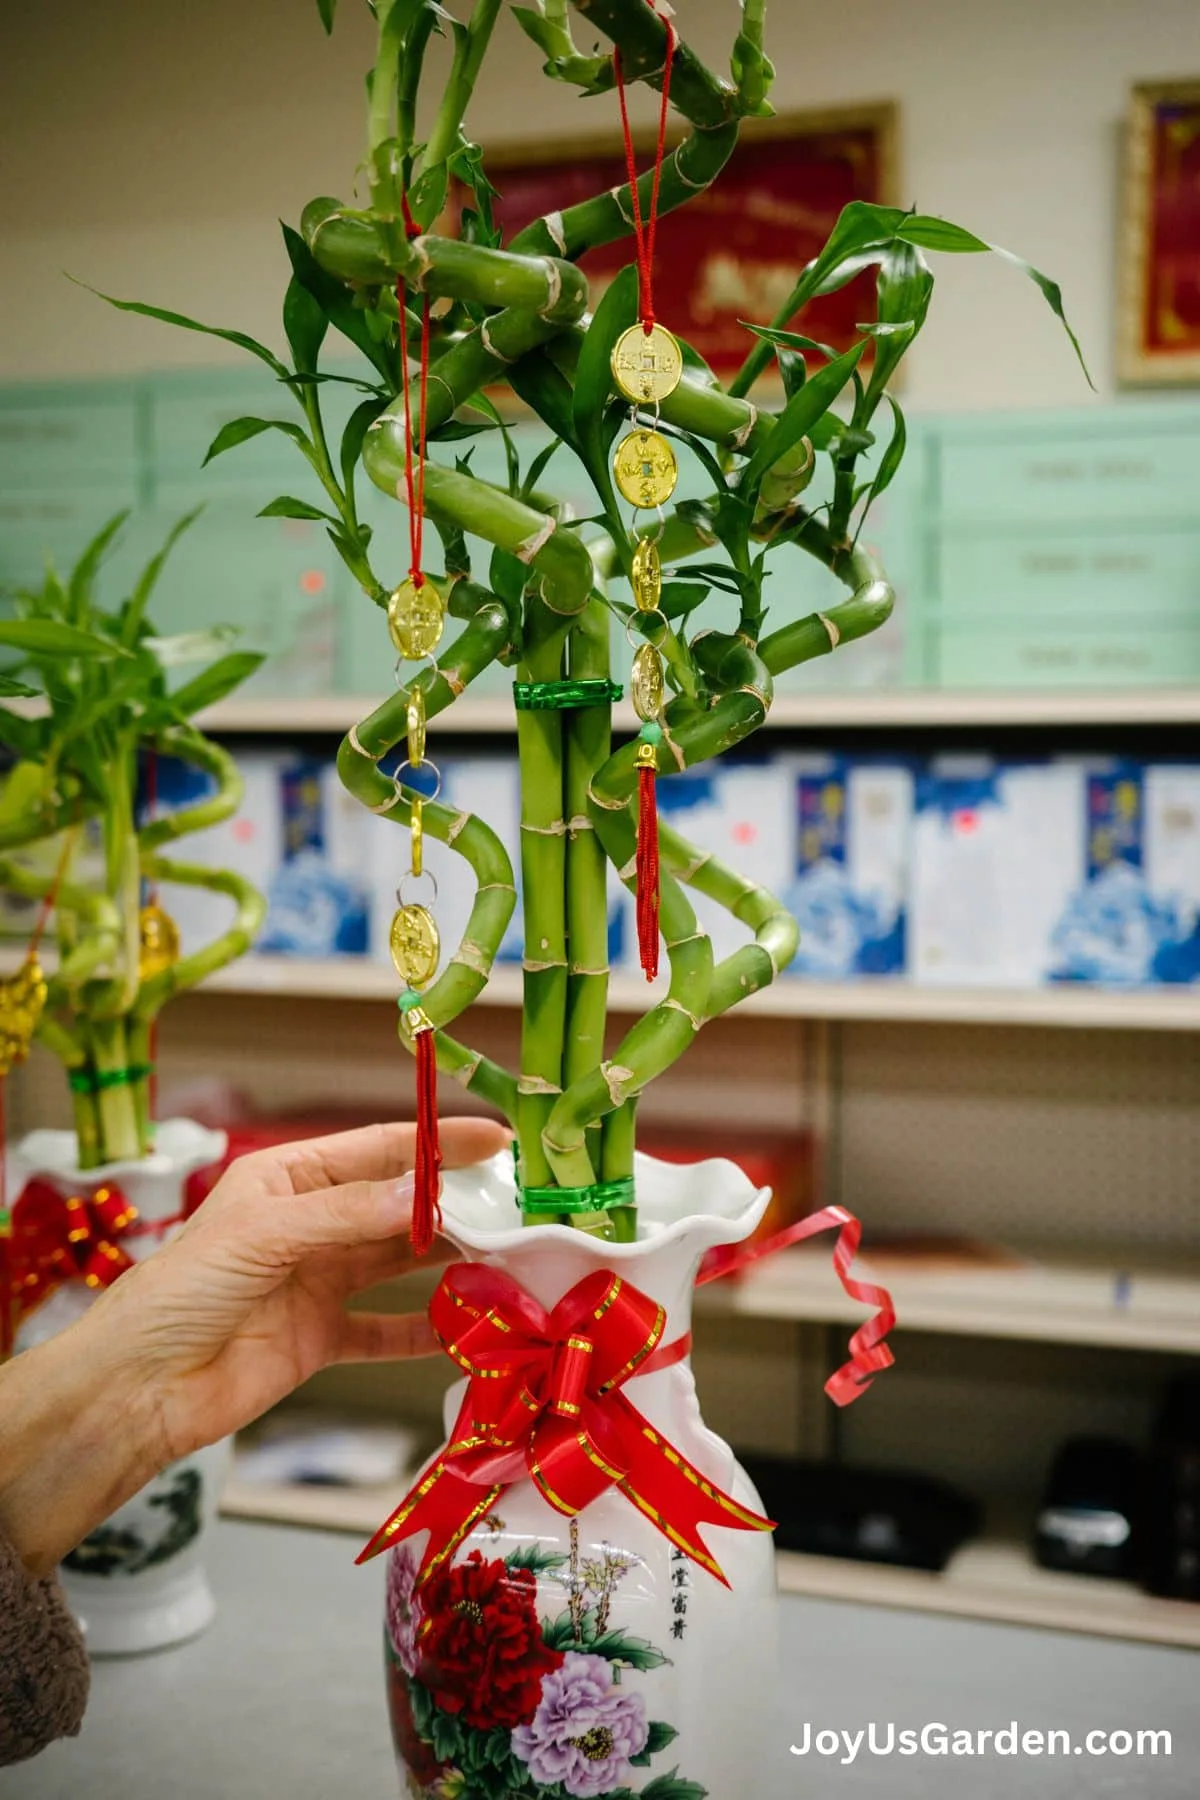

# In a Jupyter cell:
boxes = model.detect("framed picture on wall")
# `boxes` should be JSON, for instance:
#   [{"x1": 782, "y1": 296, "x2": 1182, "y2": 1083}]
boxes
[
  {"x1": 474, "y1": 102, "x2": 898, "y2": 387},
  {"x1": 1118, "y1": 79, "x2": 1200, "y2": 385}
]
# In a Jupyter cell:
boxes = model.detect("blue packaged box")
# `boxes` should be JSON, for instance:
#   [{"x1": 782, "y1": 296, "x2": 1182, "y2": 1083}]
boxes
[
  {"x1": 258, "y1": 757, "x2": 372, "y2": 957},
  {"x1": 784, "y1": 755, "x2": 913, "y2": 979}
]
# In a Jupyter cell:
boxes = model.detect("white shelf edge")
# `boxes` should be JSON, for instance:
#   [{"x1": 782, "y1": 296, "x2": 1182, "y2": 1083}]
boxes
[
  {"x1": 196, "y1": 686, "x2": 1200, "y2": 734},
  {"x1": 699, "y1": 1252, "x2": 1200, "y2": 1356},
  {"x1": 775, "y1": 1539, "x2": 1200, "y2": 1648},
  {"x1": 193, "y1": 957, "x2": 1200, "y2": 1032},
  {"x1": 214, "y1": 1479, "x2": 1200, "y2": 1649}
]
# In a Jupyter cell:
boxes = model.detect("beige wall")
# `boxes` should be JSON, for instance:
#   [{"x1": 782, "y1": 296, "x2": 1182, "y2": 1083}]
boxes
[{"x1": 2, "y1": 0, "x2": 1196, "y2": 407}]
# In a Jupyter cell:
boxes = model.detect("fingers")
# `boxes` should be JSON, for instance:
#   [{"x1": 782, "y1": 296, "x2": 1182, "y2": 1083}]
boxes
[
  {"x1": 230, "y1": 1114, "x2": 512, "y2": 1202},
  {"x1": 334, "y1": 1309, "x2": 441, "y2": 1363}
]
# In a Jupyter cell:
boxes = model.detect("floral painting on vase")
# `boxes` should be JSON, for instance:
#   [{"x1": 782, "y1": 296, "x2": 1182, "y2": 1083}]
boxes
[{"x1": 386, "y1": 1526, "x2": 705, "y2": 1800}]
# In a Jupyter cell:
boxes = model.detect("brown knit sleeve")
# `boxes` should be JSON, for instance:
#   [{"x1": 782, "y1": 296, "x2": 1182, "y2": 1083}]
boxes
[{"x1": 0, "y1": 1531, "x2": 90, "y2": 1766}]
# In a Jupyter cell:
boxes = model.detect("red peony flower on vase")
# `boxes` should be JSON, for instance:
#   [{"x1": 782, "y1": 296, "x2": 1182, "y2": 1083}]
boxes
[{"x1": 416, "y1": 1551, "x2": 564, "y2": 1730}]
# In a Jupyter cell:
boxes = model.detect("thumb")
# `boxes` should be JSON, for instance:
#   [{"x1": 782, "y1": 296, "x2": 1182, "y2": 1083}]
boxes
[{"x1": 262, "y1": 1170, "x2": 418, "y2": 1260}]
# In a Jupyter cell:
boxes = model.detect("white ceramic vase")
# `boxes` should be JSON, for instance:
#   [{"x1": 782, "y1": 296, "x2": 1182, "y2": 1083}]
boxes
[
  {"x1": 383, "y1": 1150, "x2": 778, "y2": 1800},
  {"x1": 12, "y1": 1117, "x2": 228, "y2": 1656}
]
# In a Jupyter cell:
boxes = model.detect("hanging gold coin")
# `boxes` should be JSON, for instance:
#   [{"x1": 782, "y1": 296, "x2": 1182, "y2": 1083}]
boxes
[
  {"x1": 631, "y1": 536, "x2": 662, "y2": 613},
  {"x1": 610, "y1": 322, "x2": 683, "y2": 405},
  {"x1": 410, "y1": 795, "x2": 424, "y2": 879},
  {"x1": 631, "y1": 643, "x2": 665, "y2": 723},
  {"x1": 389, "y1": 903, "x2": 440, "y2": 990},
  {"x1": 406, "y1": 686, "x2": 426, "y2": 767},
  {"x1": 387, "y1": 576, "x2": 444, "y2": 661},
  {"x1": 138, "y1": 904, "x2": 181, "y2": 982},
  {"x1": 613, "y1": 429, "x2": 678, "y2": 509},
  {"x1": 0, "y1": 954, "x2": 47, "y2": 1077}
]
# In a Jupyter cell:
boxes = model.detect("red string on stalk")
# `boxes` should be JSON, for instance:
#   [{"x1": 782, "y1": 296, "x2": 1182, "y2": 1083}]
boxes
[
  {"x1": 636, "y1": 745, "x2": 661, "y2": 981},
  {"x1": 411, "y1": 1026, "x2": 443, "y2": 1257},
  {"x1": 397, "y1": 194, "x2": 432, "y2": 588},
  {"x1": 397, "y1": 191, "x2": 442, "y2": 1254},
  {"x1": 613, "y1": 10, "x2": 677, "y2": 334}
]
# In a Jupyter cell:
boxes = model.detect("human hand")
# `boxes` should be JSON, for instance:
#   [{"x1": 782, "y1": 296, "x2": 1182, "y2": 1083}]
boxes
[{"x1": 0, "y1": 1116, "x2": 509, "y2": 1574}]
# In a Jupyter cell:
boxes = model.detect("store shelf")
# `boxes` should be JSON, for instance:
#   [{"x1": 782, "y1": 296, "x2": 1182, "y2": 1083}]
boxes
[
  {"x1": 196, "y1": 686, "x2": 1200, "y2": 735},
  {"x1": 699, "y1": 1246, "x2": 1200, "y2": 1355},
  {"x1": 196, "y1": 956, "x2": 1200, "y2": 1032},
  {"x1": 775, "y1": 1537, "x2": 1200, "y2": 1648},
  {"x1": 216, "y1": 1475, "x2": 1200, "y2": 1649}
]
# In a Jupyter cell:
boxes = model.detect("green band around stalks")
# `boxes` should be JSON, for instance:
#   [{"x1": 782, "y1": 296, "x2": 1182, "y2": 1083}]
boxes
[
  {"x1": 518, "y1": 1175, "x2": 636, "y2": 1216},
  {"x1": 513, "y1": 679, "x2": 624, "y2": 712},
  {"x1": 68, "y1": 1063, "x2": 154, "y2": 1095}
]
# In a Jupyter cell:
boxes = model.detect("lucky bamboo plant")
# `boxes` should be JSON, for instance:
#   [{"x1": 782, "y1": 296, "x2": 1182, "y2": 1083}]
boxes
[
  {"x1": 97, "y1": 0, "x2": 1085, "y2": 1232},
  {"x1": 0, "y1": 513, "x2": 267, "y2": 1168}
]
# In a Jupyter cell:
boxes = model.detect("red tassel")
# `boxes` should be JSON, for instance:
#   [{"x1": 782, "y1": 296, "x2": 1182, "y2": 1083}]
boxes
[
  {"x1": 411, "y1": 1027, "x2": 443, "y2": 1256},
  {"x1": 637, "y1": 757, "x2": 660, "y2": 982}
]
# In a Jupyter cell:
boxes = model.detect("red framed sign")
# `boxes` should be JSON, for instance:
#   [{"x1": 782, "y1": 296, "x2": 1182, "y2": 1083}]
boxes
[
  {"x1": 1118, "y1": 80, "x2": 1200, "y2": 385},
  {"x1": 482, "y1": 104, "x2": 897, "y2": 383}
]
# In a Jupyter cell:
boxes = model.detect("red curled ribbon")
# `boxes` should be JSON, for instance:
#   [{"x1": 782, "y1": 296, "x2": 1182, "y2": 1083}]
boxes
[
  {"x1": 5, "y1": 1177, "x2": 178, "y2": 1323},
  {"x1": 357, "y1": 1262, "x2": 774, "y2": 1585},
  {"x1": 699, "y1": 1204, "x2": 897, "y2": 1405}
]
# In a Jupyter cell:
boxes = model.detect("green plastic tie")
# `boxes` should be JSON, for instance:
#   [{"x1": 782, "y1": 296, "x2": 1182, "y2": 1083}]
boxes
[
  {"x1": 67, "y1": 1063, "x2": 154, "y2": 1095},
  {"x1": 512, "y1": 1145, "x2": 634, "y2": 1215},
  {"x1": 512, "y1": 679, "x2": 623, "y2": 712}
]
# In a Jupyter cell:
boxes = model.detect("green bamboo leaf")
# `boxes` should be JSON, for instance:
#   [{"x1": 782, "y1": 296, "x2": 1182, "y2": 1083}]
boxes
[
  {"x1": 76, "y1": 280, "x2": 291, "y2": 380},
  {"x1": 0, "y1": 621, "x2": 131, "y2": 658},
  {"x1": 508, "y1": 349, "x2": 576, "y2": 448},
  {"x1": 283, "y1": 274, "x2": 329, "y2": 375},
  {"x1": 204, "y1": 416, "x2": 310, "y2": 468},
  {"x1": 659, "y1": 581, "x2": 710, "y2": 620},
  {"x1": 165, "y1": 652, "x2": 265, "y2": 718},
  {"x1": 280, "y1": 223, "x2": 395, "y2": 381},
  {"x1": 856, "y1": 394, "x2": 906, "y2": 538},
  {"x1": 120, "y1": 507, "x2": 205, "y2": 647},
  {"x1": 520, "y1": 437, "x2": 563, "y2": 500},
  {"x1": 743, "y1": 339, "x2": 867, "y2": 490},
  {"x1": 895, "y1": 214, "x2": 1091, "y2": 382},
  {"x1": 315, "y1": 0, "x2": 337, "y2": 31},
  {"x1": 67, "y1": 511, "x2": 131, "y2": 626},
  {"x1": 257, "y1": 496, "x2": 337, "y2": 522},
  {"x1": 340, "y1": 397, "x2": 385, "y2": 497},
  {"x1": 572, "y1": 263, "x2": 639, "y2": 479},
  {"x1": 510, "y1": 5, "x2": 562, "y2": 55},
  {"x1": 0, "y1": 676, "x2": 39, "y2": 699}
]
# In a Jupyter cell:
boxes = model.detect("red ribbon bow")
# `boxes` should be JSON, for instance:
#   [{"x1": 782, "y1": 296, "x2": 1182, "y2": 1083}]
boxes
[
  {"x1": 6, "y1": 1177, "x2": 144, "y2": 1320},
  {"x1": 357, "y1": 1263, "x2": 774, "y2": 1585}
]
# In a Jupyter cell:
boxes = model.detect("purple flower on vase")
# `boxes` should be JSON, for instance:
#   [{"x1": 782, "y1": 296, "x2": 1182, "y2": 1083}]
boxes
[
  {"x1": 511, "y1": 1652, "x2": 649, "y2": 1797},
  {"x1": 385, "y1": 1544, "x2": 421, "y2": 1675}
]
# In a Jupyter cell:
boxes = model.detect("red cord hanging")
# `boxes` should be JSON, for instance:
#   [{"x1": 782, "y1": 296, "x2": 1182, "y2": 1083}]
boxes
[
  {"x1": 613, "y1": 13, "x2": 677, "y2": 334},
  {"x1": 636, "y1": 745, "x2": 661, "y2": 981},
  {"x1": 411, "y1": 1026, "x2": 443, "y2": 1257},
  {"x1": 397, "y1": 195, "x2": 432, "y2": 588}
]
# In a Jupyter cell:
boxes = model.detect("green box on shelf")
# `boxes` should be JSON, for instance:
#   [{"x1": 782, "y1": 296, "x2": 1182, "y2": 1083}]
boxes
[
  {"x1": 0, "y1": 379, "x2": 144, "y2": 492},
  {"x1": 929, "y1": 623, "x2": 1200, "y2": 689},
  {"x1": 936, "y1": 525, "x2": 1200, "y2": 624},
  {"x1": 932, "y1": 400, "x2": 1200, "y2": 525}
]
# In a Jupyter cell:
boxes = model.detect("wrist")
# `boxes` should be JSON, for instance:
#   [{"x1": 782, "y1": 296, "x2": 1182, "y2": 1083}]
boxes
[{"x1": 0, "y1": 1292, "x2": 168, "y2": 1576}]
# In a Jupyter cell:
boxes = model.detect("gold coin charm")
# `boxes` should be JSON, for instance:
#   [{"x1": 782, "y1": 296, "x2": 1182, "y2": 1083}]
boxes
[
  {"x1": 611, "y1": 322, "x2": 683, "y2": 404},
  {"x1": 0, "y1": 954, "x2": 47, "y2": 1077},
  {"x1": 631, "y1": 536, "x2": 662, "y2": 613},
  {"x1": 613, "y1": 429, "x2": 678, "y2": 509},
  {"x1": 631, "y1": 643, "x2": 665, "y2": 723},
  {"x1": 389, "y1": 903, "x2": 440, "y2": 990},
  {"x1": 138, "y1": 904, "x2": 182, "y2": 982},
  {"x1": 387, "y1": 576, "x2": 444, "y2": 661},
  {"x1": 410, "y1": 795, "x2": 424, "y2": 879},
  {"x1": 406, "y1": 686, "x2": 426, "y2": 768}
]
